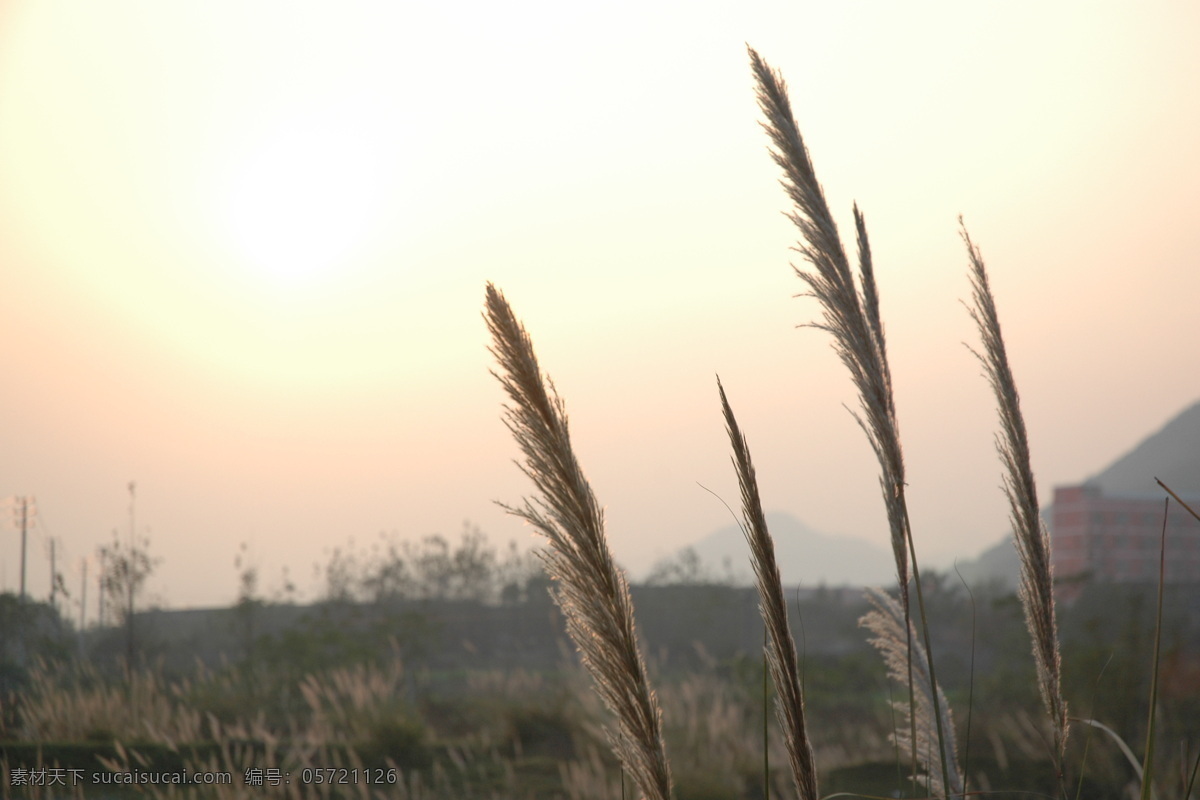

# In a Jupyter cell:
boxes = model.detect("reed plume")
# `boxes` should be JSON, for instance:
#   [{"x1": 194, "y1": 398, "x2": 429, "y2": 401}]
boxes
[
  {"x1": 750, "y1": 45, "x2": 953, "y2": 793},
  {"x1": 748, "y1": 46, "x2": 908, "y2": 604},
  {"x1": 961, "y1": 223, "x2": 1069, "y2": 765},
  {"x1": 484, "y1": 282, "x2": 674, "y2": 800},
  {"x1": 718, "y1": 378, "x2": 819, "y2": 800},
  {"x1": 861, "y1": 588, "x2": 964, "y2": 799}
]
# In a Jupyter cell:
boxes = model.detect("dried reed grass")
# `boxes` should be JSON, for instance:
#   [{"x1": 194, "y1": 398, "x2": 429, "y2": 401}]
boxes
[
  {"x1": 298, "y1": 660, "x2": 409, "y2": 744},
  {"x1": 18, "y1": 660, "x2": 205, "y2": 744},
  {"x1": 747, "y1": 47, "x2": 909, "y2": 607},
  {"x1": 961, "y1": 224, "x2": 1068, "y2": 765},
  {"x1": 485, "y1": 283, "x2": 674, "y2": 800},
  {"x1": 861, "y1": 588, "x2": 964, "y2": 798},
  {"x1": 719, "y1": 379, "x2": 819, "y2": 800},
  {"x1": 749, "y1": 44, "x2": 954, "y2": 794}
]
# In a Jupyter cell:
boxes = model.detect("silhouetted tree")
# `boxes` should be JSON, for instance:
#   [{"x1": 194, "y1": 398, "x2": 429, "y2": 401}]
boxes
[{"x1": 98, "y1": 530, "x2": 159, "y2": 668}]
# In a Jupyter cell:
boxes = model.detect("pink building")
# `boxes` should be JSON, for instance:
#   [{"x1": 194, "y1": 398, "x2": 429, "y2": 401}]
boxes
[{"x1": 1051, "y1": 484, "x2": 1200, "y2": 590}]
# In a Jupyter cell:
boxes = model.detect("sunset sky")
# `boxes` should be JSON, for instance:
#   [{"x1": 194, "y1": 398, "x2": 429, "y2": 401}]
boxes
[{"x1": 0, "y1": 2, "x2": 1196, "y2": 612}]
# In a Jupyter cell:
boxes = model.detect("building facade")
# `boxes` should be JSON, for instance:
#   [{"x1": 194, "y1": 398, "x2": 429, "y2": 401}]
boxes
[{"x1": 1051, "y1": 483, "x2": 1200, "y2": 589}]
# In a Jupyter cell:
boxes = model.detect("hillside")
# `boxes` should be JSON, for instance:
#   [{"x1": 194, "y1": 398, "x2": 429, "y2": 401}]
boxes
[{"x1": 1088, "y1": 400, "x2": 1200, "y2": 497}]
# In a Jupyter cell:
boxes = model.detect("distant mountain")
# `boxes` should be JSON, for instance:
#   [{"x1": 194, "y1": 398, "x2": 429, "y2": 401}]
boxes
[
  {"x1": 655, "y1": 511, "x2": 895, "y2": 588},
  {"x1": 660, "y1": 400, "x2": 1200, "y2": 591},
  {"x1": 1088, "y1": 400, "x2": 1200, "y2": 497}
]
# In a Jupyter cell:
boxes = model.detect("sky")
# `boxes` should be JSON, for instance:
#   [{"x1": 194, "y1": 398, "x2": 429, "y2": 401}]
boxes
[{"x1": 0, "y1": 2, "x2": 1197, "y2": 614}]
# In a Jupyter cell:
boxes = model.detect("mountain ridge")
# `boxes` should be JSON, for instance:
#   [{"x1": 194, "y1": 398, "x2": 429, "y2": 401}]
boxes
[
  {"x1": 656, "y1": 398, "x2": 1200, "y2": 589},
  {"x1": 1088, "y1": 400, "x2": 1200, "y2": 497}
]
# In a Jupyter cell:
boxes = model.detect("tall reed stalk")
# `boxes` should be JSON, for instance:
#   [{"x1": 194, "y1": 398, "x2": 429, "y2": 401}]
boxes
[
  {"x1": 484, "y1": 283, "x2": 674, "y2": 800},
  {"x1": 961, "y1": 224, "x2": 1069, "y2": 769},
  {"x1": 719, "y1": 379, "x2": 819, "y2": 800},
  {"x1": 747, "y1": 48, "x2": 909, "y2": 609},
  {"x1": 749, "y1": 45, "x2": 954, "y2": 796}
]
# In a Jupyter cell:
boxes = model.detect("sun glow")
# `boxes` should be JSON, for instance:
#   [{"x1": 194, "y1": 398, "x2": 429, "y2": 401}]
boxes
[{"x1": 219, "y1": 109, "x2": 398, "y2": 288}]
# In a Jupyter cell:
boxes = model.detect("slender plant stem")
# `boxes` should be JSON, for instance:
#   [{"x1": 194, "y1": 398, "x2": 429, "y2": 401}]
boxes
[
  {"x1": 903, "y1": 506, "x2": 955, "y2": 797},
  {"x1": 953, "y1": 563, "x2": 977, "y2": 800},
  {"x1": 1139, "y1": 499, "x2": 1169, "y2": 800},
  {"x1": 764, "y1": 626, "x2": 770, "y2": 800},
  {"x1": 1184, "y1": 741, "x2": 1200, "y2": 800},
  {"x1": 1157, "y1": 478, "x2": 1200, "y2": 523}
]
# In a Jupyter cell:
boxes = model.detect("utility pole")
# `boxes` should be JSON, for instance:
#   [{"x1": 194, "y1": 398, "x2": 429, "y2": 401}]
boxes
[
  {"x1": 17, "y1": 496, "x2": 27, "y2": 603},
  {"x1": 79, "y1": 558, "x2": 88, "y2": 657},
  {"x1": 49, "y1": 538, "x2": 57, "y2": 611},
  {"x1": 128, "y1": 481, "x2": 136, "y2": 545},
  {"x1": 80, "y1": 558, "x2": 88, "y2": 630},
  {"x1": 98, "y1": 549, "x2": 106, "y2": 627},
  {"x1": 126, "y1": 482, "x2": 136, "y2": 668}
]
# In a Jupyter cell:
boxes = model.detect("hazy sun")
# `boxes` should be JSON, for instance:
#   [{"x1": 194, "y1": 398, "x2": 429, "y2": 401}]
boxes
[{"x1": 220, "y1": 112, "x2": 393, "y2": 288}]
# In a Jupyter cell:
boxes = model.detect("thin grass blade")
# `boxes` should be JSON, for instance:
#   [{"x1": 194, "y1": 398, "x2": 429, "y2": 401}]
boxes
[
  {"x1": 1140, "y1": 499, "x2": 1169, "y2": 800},
  {"x1": 1157, "y1": 478, "x2": 1200, "y2": 523}
]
